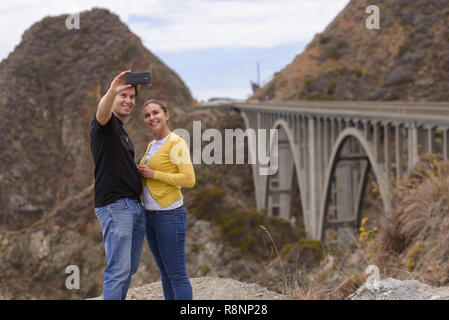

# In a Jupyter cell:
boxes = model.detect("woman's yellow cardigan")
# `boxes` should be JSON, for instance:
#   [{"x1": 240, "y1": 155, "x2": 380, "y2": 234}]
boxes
[{"x1": 139, "y1": 132, "x2": 195, "y2": 208}]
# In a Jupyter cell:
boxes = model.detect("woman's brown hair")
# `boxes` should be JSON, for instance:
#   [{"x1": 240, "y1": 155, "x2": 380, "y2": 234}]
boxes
[{"x1": 143, "y1": 99, "x2": 168, "y2": 113}]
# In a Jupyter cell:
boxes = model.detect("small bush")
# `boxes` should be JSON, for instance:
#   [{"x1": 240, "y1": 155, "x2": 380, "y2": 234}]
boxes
[
  {"x1": 358, "y1": 217, "x2": 378, "y2": 258},
  {"x1": 298, "y1": 239, "x2": 326, "y2": 261},
  {"x1": 280, "y1": 242, "x2": 294, "y2": 256},
  {"x1": 190, "y1": 186, "x2": 226, "y2": 220},
  {"x1": 406, "y1": 242, "x2": 424, "y2": 271},
  {"x1": 190, "y1": 245, "x2": 199, "y2": 254},
  {"x1": 190, "y1": 186, "x2": 305, "y2": 261},
  {"x1": 353, "y1": 66, "x2": 363, "y2": 78},
  {"x1": 200, "y1": 265, "x2": 210, "y2": 276},
  {"x1": 71, "y1": 38, "x2": 83, "y2": 50},
  {"x1": 80, "y1": 25, "x2": 90, "y2": 35},
  {"x1": 122, "y1": 44, "x2": 137, "y2": 60},
  {"x1": 305, "y1": 93, "x2": 339, "y2": 101},
  {"x1": 280, "y1": 238, "x2": 327, "y2": 270},
  {"x1": 327, "y1": 81, "x2": 336, "y2": 95},
  {"x1": 397, "y1": 42, "x2": 411, "y2": 58},
  {"x1": 328, "y1": 48, "x2": 341, "y2": 60},
  {"x1": 319, "y1": 35, "x2": 330, "y2": 44}
]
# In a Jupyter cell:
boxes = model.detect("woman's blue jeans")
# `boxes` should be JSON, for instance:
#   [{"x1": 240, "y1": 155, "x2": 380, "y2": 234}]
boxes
[
  {"x1": 145, "y1": 204, "x2": 193, "y2": 300},
  {"x1": 95, "y1": 198, "x2": 145, "y2": 300}
]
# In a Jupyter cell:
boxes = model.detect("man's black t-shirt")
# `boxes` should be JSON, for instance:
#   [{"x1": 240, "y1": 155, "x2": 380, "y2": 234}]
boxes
[{"x1": 90, "y1": 113, "x2": 141, "y2": 208}]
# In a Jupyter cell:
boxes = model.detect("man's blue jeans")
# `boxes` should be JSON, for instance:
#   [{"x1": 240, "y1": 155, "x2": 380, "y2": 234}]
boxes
[
  {"x1": 95, "y1": 198, "x2": 145, "y2": 300},
  {"x1": 145, "y1": 204, "x2": 193, "y2": 300}
]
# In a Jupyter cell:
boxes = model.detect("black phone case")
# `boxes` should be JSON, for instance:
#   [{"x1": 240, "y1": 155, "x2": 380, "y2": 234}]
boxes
[{"x1": 125, "y1": 72, "x2": 151, "y2": 85}]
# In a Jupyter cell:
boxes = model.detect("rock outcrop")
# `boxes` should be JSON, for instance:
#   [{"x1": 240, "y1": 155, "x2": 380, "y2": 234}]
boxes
[{"x1": 348, "y1": 278, "x2": 449, "y2": 300}]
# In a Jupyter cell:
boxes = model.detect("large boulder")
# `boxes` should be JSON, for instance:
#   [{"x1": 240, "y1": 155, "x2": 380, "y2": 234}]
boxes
[{"x1": 348, "y1": 278, "x2": 449, "y2": 300}]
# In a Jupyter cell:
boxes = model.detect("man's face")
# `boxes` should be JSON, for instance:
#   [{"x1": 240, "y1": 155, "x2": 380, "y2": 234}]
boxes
[{"x1": 112, "y1": 87, "x2": 136, "y2": 119}]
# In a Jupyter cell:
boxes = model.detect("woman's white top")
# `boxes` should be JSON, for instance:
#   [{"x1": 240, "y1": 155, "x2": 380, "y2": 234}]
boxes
[{"x1": 142, "y1": 133, "x2": 184, "y2": 211}]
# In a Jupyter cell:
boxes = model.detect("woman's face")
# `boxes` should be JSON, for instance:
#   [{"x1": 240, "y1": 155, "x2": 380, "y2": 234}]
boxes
[{"x1": 143, "y1": 103, "x2": 169, "y2": 132}]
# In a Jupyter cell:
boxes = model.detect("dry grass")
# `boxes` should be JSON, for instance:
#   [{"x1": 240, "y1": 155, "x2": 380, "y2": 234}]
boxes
[
  {"x1": 260, "y1": 224, "x2": 361, "y2": 300},
  {"x1": 0, "y1": 281, "x2": 11, "y2": 300},
  {"x1": 258, "y1": 155, "x2": 449, "y2": 299},
  {"x1": 371, "y1": 154, "x2": 449, "y2": 286}
]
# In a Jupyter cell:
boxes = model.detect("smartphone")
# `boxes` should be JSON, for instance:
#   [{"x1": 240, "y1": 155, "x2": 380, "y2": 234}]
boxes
[{"x1": 125, "y1": 72, "x2": 151, "y2": 85}]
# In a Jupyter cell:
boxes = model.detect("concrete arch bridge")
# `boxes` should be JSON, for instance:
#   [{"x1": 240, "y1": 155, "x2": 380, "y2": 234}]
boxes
[{"x1": 204, "y1": 101, "x2": 449, "y2": 240}]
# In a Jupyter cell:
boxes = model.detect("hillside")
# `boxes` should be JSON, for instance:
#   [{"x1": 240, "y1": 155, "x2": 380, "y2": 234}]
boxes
[{"x1": 251, "y1": 0, "x2": 449, "y2": 102}]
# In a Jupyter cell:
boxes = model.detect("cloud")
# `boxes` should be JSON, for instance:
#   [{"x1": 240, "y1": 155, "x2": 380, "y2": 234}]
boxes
[
  {"x1": 127, "y1": 0, "x2": 350, "y2": 52},
  {"x1": 0, "y1": 0, "x2": 349, "y2": 59}
]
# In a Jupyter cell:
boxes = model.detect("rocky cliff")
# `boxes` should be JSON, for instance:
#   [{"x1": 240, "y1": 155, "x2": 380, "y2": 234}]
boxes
[{"x1": 251, "y1": 0, "x2": 449, "y2": 102}]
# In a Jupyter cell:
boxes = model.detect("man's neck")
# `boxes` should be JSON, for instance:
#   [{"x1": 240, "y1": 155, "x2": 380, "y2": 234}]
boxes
[{"x1": 112, "y1": 111, "x2": 125, "y2": 123}]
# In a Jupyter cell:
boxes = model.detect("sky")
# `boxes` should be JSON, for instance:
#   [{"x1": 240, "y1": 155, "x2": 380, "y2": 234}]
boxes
[{"x1": 0, "y1": 0, "x2": 350, "y2": 101}]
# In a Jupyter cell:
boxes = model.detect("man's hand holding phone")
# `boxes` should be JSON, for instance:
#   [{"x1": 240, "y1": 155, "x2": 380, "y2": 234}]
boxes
[{"x1": 109, "y1": 70, "x2": 133, "y2": 96}]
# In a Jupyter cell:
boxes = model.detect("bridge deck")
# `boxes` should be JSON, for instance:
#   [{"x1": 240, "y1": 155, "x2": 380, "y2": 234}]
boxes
[{"x1": 199, "y1": 101, "x2": 449, "y2": 126}]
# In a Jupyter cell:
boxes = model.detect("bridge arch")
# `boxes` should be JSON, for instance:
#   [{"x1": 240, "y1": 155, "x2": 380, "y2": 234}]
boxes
[
  {"x1": 240, "y1": 111, "x2": 309, "y2": 232},
  {"x1": 317, "y1": 127, "x2": 391, "y2": 240},
  {"x1": 267, "y1": 119, "x2": 309, "y2": 231}
]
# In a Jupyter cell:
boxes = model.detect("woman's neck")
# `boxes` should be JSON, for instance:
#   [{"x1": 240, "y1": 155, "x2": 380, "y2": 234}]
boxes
[{"x1": 154, "y1": 128, "x2": 171, "y2": 141}]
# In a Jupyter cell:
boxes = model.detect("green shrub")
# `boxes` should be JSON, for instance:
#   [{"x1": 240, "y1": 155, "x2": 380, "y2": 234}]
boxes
[
  {"x1": 398, "y1": 42, "x2": 411, "y2": 58},
  {"x1": 122, "y1": 44, "x2": 137, "y2": 60},
  {"x1": 41, "y1": 16, "x2": 52, "y2": 27},
  {"x1": 328, "y1": 48, "x2": 341, "y2": 60},
  {"x1": 406, "y1": 242, "x2": 424, "y2": 271},
  {"x1": 190, "y1": 186, "x2": 305, "y2": 260},
  {"x1": 305, "y1": 93, "x2": 339, "y2": 101},
  {"x1": 328, "y1": 81, "x2": 336, "y2": 95},
  {"x1": 80, "y1": 25, "x2": 90, "y2": 35},
  {"x1": 354, "y1": 66, "x2": 363, "y2": 78},
  {"x1": 239, "y1": 273, "x2": 251, "y2": 281},
  {"x1": 200, "y1": 265, "x2": 210, "y2": 276},
  {"x1": 280, "y1": 242, "x2": 294, "y2": 256},
  {"x1": 71, "y1": 38, "x2": 83, "y2": 50},
  {"x1": 319, "y1": 35, "x2": 330, "y2": 44},
  {"x1": 190, "y1": 245, "x2": 199, "y2": 254},
  {"x1": 190, "y1": 186, "x2": 226, "y2": 219},
  {"x1": 298, "y1": 238, "x2": 325, "y2": 261}
]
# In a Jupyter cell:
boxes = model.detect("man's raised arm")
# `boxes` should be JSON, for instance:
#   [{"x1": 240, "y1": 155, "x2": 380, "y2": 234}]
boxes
[{"x1": 96, "y1": 70, "x2": 132, "y2": 126}]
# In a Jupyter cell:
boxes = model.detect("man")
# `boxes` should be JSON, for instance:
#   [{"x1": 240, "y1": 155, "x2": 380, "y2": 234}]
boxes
[{"x1": 89, "y1": 70, "x2": 145, "y2": 300}]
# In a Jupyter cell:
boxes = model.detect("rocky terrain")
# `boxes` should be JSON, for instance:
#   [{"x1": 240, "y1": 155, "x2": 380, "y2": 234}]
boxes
[
  {"x1": 349, "y1": 278, "x2": 449, "y2": 300},
  {"x1": 251, "y1": 0, "x2": 449, "y2": 102},
  {"x1": 89, "y1": 277, "x2": 290, "y2": 300}
]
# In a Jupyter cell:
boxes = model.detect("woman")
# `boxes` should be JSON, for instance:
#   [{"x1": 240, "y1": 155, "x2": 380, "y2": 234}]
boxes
[{"x1": 137, "y1": 99, "x2": 195, "y2": 300}]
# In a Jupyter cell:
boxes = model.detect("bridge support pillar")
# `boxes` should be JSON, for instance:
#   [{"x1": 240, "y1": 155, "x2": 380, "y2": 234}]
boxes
[
  {"x1": 308, "y1": 117, "x2": 321, "y2": 239},
  {"x1": 407, "y1": 124, "x2": 419, "y2": 172}
]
